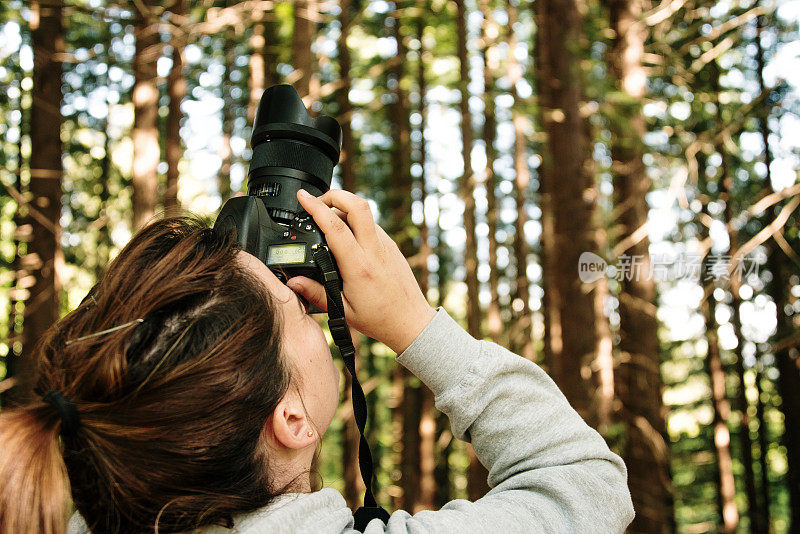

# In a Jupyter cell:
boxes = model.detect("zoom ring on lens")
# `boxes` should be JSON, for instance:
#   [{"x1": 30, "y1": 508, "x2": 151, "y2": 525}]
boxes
[{"x1": 250, "y1": 139, "x2": 335, "y2": 184}]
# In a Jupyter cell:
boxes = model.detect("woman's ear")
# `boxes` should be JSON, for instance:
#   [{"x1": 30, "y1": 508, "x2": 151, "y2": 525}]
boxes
[{"x1": 270, "y1": 392, "x2": 316, "y2": 450}]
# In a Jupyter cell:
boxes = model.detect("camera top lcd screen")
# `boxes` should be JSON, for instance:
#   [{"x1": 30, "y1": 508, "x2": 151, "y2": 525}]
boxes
[{"x1": 268, "y1": 243, "x2": 306, "y2": 265}]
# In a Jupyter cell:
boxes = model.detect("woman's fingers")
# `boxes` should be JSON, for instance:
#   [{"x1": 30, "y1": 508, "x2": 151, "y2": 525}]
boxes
[
  {"x1": 297, "y1": 189, "x2": 365, "y2": 268},
  {"x1": 286, "y1": 276, "x2": 328, "y2": 312},
  {"x1": 316, "y1": 190, "x2": 381, "y2": 252}
]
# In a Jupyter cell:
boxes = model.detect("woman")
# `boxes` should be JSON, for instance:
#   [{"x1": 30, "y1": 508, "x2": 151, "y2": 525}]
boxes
[{"x1": 0, "y1": 189, "x2": 634, "y2": 533}]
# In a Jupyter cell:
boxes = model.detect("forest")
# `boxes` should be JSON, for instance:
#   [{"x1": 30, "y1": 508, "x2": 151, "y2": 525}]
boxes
[{"x1": 0, "y1": 0, "x2": 799, "y2": 532}]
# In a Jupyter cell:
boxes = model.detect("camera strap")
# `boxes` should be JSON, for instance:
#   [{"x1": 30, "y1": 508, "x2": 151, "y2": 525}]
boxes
[{"x1": 312, "y1": 246, "x2": 391, "y2": 531}]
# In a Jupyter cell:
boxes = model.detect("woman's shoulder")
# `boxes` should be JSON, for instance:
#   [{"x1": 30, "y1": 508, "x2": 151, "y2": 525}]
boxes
[{"x1": 66, "y1": 488, "x2": 357, "y2": 534}]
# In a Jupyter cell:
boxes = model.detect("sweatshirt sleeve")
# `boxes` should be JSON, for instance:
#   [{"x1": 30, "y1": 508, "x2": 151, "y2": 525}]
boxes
[{"x1": 364, "y1": 307, "x2": 635, "y2": 534}]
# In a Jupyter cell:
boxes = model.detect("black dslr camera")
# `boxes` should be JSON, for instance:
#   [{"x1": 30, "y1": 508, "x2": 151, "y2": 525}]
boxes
[
  {"x1": 213, "y1": 84, "x2": 388, "y2": 528},
  {"x1": 213, "y1": 84, "x2": 342, "y2": 291}
]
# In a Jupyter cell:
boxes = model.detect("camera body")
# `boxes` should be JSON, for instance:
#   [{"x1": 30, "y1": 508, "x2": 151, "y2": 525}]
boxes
[
  {"x1": 213, "y1": 84, "x2": 342, "y2": 288},
  {"x1": 213, "y1": 195, "x2": 326, "y2": 284}
]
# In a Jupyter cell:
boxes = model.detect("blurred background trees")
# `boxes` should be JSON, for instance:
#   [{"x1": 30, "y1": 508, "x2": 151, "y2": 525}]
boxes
[{"x1": 1, "y1": 0, "x2": 798, "y2": 532}]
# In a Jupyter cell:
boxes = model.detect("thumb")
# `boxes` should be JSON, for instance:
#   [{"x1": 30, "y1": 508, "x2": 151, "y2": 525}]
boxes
[{"x1": 286, "y1": 276, "x2": 328, "y2": 312}]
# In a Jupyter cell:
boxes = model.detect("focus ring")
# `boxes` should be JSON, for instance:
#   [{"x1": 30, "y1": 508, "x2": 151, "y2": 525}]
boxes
[{"x1": 251, "y1": 139, "x2": 334, "y2": 183}]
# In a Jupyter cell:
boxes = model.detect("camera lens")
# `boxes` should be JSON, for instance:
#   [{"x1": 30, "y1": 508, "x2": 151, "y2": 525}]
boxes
[{"x1": 247, "y1": 84, "x2": 342, "y2": 223}]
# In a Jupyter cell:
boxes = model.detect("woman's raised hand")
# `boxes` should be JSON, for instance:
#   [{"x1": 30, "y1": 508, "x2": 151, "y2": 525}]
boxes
[{"x1": 286, "y1": 189, "x2": 436, "y2": 354}]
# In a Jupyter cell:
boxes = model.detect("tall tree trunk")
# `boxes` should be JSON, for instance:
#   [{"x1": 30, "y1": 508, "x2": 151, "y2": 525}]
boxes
[
  {"x1": 132, "y1": 0, "x2": 160, "y2": 230},
  {"x1": 603, "y1": 0, "x2": 670, "y2": 529},
  {"x1": 248, "y1": 13, "x2": 266, "y2": 127},
  {"x1": 416, "y1": 11, "x2": 437, "y2": 512},
  {"x1": 505, "y1": 0, "x2": 534, "y2": 361},
  {"x1": 218, "y1": 30, "x2": 235, "y2": 202},
  {"x1": 337, "y1": 0, "x2": 356, "y2": 194},
  {"x1": 534, "y1": 0, "x2": 611, "y2": 426},
  {"x1": 455, "y1": 0, "x2": 490, "y2": 501},
  {"x1": 754, "y1": 362, "x2": 772, "y2": 528},
  {"x1": 433, "y1": 175, "x2": 452, "y2": 508},
  {"x1": 755, "y1": 5, "x2": 800, "y2": 526},
  {"x1": 263, "y1": 17, "x2": 280, "y2": 88},
  {"x1": 292, "y1": 0, "x2": 316, "y2": 101},
  {"x1": 13, "y1": 0, "x2": 65, "y2": 405},
  {"x1": 768, "y1": 244, "x2": 800, "y2": 530},
  {"x1": 699, "y1": 161, "x2": 739, "y2": 533},
  {"x1": 704, "y1": 291, "x2": 739, "y2": 533},
  {"x1": 715, "y1": 63, "x2": 761, "y2": 532},
  {"x1": 165, "y1": 0, "x2": 185, "y2": 214},
  {"x1": 337, "y1": 0, "x2": 361, "y2": 507},
  {"x1": 97, "y1": 21, "x2": 115, "y2": 281},
  {"x1": 479, "y1": 0, "x2": 502, "y2": 344},
  {"x1": 386, "y1": 5, "x2": 423, "y2": 511}
]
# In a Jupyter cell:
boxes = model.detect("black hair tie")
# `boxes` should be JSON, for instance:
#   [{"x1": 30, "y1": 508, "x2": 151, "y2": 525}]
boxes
[{"x1": 42, "y1": 390, "x2": 81, "y2": 437}]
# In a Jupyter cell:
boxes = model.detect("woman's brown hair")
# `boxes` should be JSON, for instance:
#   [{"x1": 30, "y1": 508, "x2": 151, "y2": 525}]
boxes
[{"x1": 0, "y1": 215, "x2": 298, "y2": 533}]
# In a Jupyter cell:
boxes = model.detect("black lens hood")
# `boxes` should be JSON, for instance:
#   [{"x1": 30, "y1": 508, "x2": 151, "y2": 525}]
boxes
[{"x1": 251, "y1": 84, "x2": 342, "y2": 164}]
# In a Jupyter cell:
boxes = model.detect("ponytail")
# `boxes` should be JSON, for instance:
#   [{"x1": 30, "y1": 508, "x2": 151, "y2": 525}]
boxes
[{"x1": 0, "y1": 402, "x2": 72, "y2": 534}]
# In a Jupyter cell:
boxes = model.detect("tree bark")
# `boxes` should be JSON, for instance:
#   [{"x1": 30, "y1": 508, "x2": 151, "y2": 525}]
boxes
[
  {"x1": 479, "y1": 0, "x2": 502, "y2": 344},
  {"x1": 292, "y1": 0, "x2": 316, "y2": 101},
  {"x1": 755, "y1": 5, "x2": 800, "y2": 527},
  {"x1": 603, "y1": 0, "x2": 670, "y2": 529},
  {"x1": 534, "y1": 0, "x2": 611, "y2": 425},
  {"x1": 715, "y1": 62, "x2": 761, "y2": 532},
  {"x1": 386, "y1": 5, "x2": 424, "y2": 511},
  {"x1": 768, "y1": 244, "x2": 800, "y2": 530},
  {"x1": 455, "y1": 0, "x2": 490, "y2": 501},
  {"x1": 165, "y1": 0, "x2": 186, "y2": 214},
  {"x1": 248, "y1": 13, "x2": 266, "y2": 127},
  {"x1": 218, "y1": 30, "x2": 235, "y2": 202},
  {"x1": 699, "y1": 159, "x2": 739, "y2": 533},
  {"x1": 132, "y1": 0, "x2": 160, "y2": 230},
  {"x1": 336, "y1": 0, "x2": 361, "y2": 507},
  {"x1": 337, "y1": 0, "x2": 356, "y2": 194},
  {"x1": 416, "y1": 11, "x2": 437, "y2": 512},
  {"x1": 505, "y1": 0, "x2": 534, "y2": 361},
  {"x1": 14, "y1": 0, "x2": 65, "y2": 405},
  {"x1": 754, "y1": 362, "x2": 772, "y2": 528}
]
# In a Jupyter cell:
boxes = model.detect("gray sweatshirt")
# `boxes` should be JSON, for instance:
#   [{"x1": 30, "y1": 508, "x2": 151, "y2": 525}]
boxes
[{"x1": 67, "y1": 307, "x2": 635, "y2": 533}]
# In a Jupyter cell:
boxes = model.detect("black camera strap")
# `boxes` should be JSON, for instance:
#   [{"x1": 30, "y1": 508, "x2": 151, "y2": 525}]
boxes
[{"x1": 312, "y1": 246, "x2": 391, "y2": 531}]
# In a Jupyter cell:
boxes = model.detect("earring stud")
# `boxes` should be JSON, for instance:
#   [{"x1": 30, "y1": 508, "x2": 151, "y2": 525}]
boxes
[{"x1": 307, "y1": 430, "x2": 314, "y2": 437}]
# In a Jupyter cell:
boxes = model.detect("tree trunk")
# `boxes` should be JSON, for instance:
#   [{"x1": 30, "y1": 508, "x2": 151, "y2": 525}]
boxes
[
  {"x1": 132, "y1": 0, "x2": 160, "y2": 230},
  {"x1": 699, "y1": 160, "x2": 739, "y2": 532},
  {"x1": 534, "y1": 0, "x2": 611, "y2": 425},
  {"x1": 716, "y1": 65, "x2": 761, "y2": 532},
  {"x1": 337, "y1": 0, "x2": 356, "y2": 194},
  {"x1": 336, "y1": 0, "x2": 361, "y2": 507},
  {"x1": 13, "y1": 0, "x2": 65, "y2": 405},
  {"x1": 263, "y1": 16, "x2": 280, "y2": 88},
  {"x1": 432, "y1": 174, "x2": 453, "y2": 507},
  {"x1": 165, "y1": 0, "x2": 185, "y2": 214},
  {"x1": 292, "y1": 0, "x2": 316, "y2": 101},
  {"x1": 768, "y1": 246, "x2": 800, "y2": 530},
  {"x1": 603, "y1": 0, "x2": 670, "y2": 529},
  {"x1": 218, "y1": 30, "x2": 235, "y2": 202},
  {"x1": 248, "y1": 13, "x2": 266, "y2": 127},
  {"x1": 504, "y1": 0, "x2": 534, "y2": 361},
  {"x1": 479, "y1": 0, "x2": 502, "y2": 344},
  {"x1": 703, "y1": 292, "x2": 740, "y2": 533},
  {"x1": 755, "y1": 5, "x2": 800, "y2": 527},
  {"x1": 386, "y1": 5, "x2": 423, "y2": 511},
  {"x1": 97, "y1": 22, "x2": 115, "y2": 281},
  {"x1": 416, "y1": 11, "x2": 437, "y2": 512},
  {"x1": 754, "y1": 362, "x2": 772, "y2": 528},
  {"x1": 455, "y1": 0, "x2": 490, "y2": 501}
]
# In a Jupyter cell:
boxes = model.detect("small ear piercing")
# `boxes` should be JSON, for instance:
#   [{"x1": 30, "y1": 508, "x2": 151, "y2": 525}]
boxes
[{"x1": 307, "y1": 430, "x2": 314, "y2": 437}]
